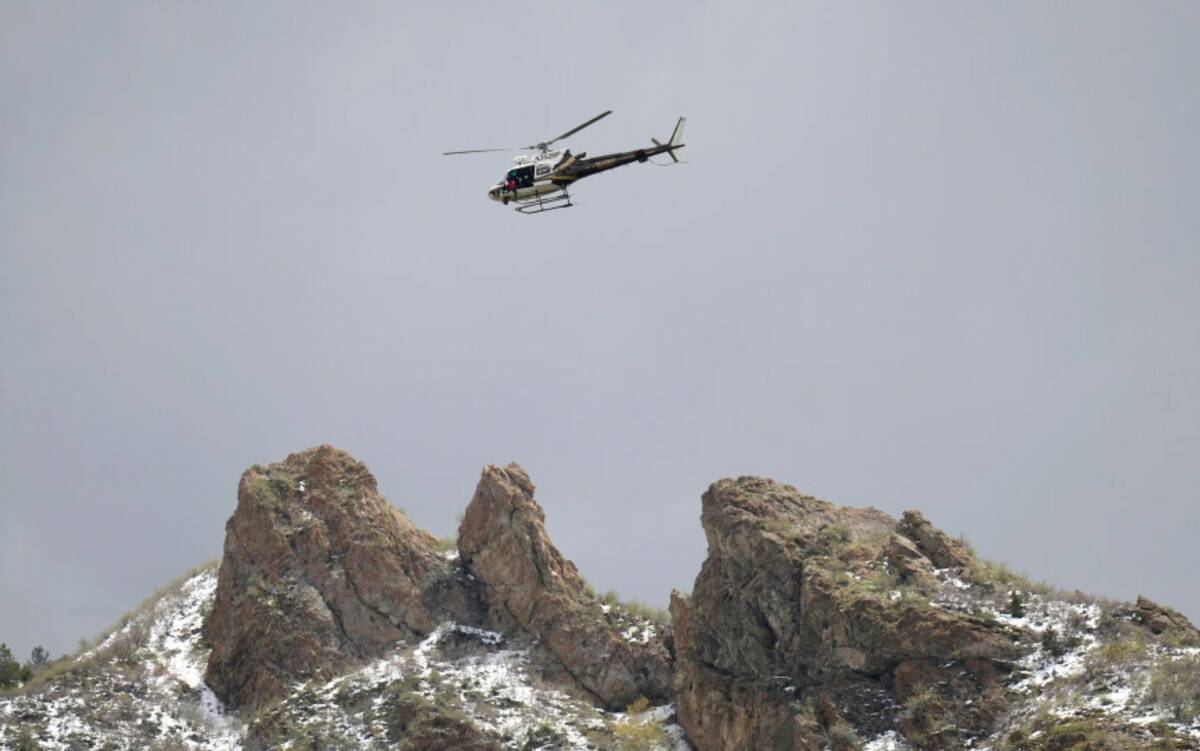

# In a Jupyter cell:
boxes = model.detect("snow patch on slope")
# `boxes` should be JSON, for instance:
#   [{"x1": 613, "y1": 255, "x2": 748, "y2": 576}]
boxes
[
  {"x1": 0, "y1": 566, "x2": 241, "y2": 751},
  {"x1": 863, "y1": 730, "x2": 910, "y2": 750},
  {"x1": 269, "y1": 619, "x2": 686, "y2": 750}
]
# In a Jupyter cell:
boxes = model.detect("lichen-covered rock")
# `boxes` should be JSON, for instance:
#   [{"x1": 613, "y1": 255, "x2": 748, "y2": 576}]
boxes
[
  {"x1": 204, "y1": 445, "x2": 483, "y2": 710},
  {"x1": 671, "y1": 589, "x2": 827, "y2": 751},
  {"x1": 1134, "y1": 595, "x2": 1200, "y2": 646},
  {"x1": 672, "y1": 477, "x2": 1023, "y2": 751},
  {"x1": 897, "y1": 509, "x2": 974, "y2": 570},
  {"x1": 885, "y1": 533, "x2": 934, "y2": 582},
  {"x1": 457, "y1": 463, "x2": 673, "y2": 709}
]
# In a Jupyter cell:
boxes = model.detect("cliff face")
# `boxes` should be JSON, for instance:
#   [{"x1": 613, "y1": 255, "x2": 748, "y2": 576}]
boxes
[
  {"x1": 670, "y1": 477, "x2": 1023, "y2": 750},
  {"x1": 458, "y1": 463, "x2": 674, "y2": 709},
  {"x1": 203, "y1": 445, "x2": 484, "y2": 710}
]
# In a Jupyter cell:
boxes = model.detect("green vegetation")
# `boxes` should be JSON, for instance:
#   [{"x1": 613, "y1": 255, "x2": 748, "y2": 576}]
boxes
[
  {"x1": 817, "y1": 522, "x2": 852, "y2": 548},
  {"x1": 864, "y1": 568, "x2": 901, "y2": 595},
  {"x1": 1023, "y1": 718, "x2": 1110, "y2": 749},
  {"x1": 967, "y1": 557, "x2": 1055, "y2": 597},
  {"x1": 827, "y1": 722, "x2": 863, "y2": 751},
  {"x1": 609, "y1": 720, "x2": 671, "y2": 751},
  {"x1": 619, "y1": 598, "x2": 671, "y2": 625},
  {"x1": 1040, "y1": 627, "x2": 1064, "y2": 656},
  {"x1": 955, "y1": 533, "x2": 978, "y2": 557},
  {"x1": 762, "y1": 519, "x2": 863, "y2": 557},
  {"x1": 26, "y1": 646, "x2": 48, "y2": 673},
  {"x1": 0, "y1": 643, "x2": 32, "y2": 689},
  {"x1": 1143, "y1": 653, "x2": 1200, "y2": 723},
  {"x1": 606, "y1": 696, "x2": 671, "y2": 750},
  {"x1": 763, "y1": 517, "x2": 942, "y2": 612},
  {"x1": 625, "y1": 695, "x2": 652, "y2": 714},
  {"x1": 522, "y1": 723, "x2": 567, "y2": 750},
  {"x1": 247, "y1": 669, "x2": 488, "y2": 749},
  {"x1": 992, "y1": 711, "x2": 1186, "y2": 751},
  {"x1": 1007, "y1": 591, "x2": 1026, "y2": 618},
  {"x1": 826, "y1": 562, "x2": 934, "y2": 613},
  {"x1": 572, "y1": 695, "x2": 675, "y2": 750},
  {"x1": 898, "y1": 686, "x2": 954, "y2": 749},
  {"x1": 1088, "y1": 637, "x2": 1147, "y2": 670},
  {"x1": 245, "y1": 474, "x2": 278, "y2": 505},
  {"x1": 596, "y1": 588, "x2": 671, "y2": 625}
]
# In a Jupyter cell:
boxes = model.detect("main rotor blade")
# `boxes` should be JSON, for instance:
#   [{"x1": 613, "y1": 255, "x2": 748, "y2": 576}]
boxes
[
  {"x1": 442, "y1": 147, "x2": 516, "y2": 156},
  {"x1": 533, "y1": 110, "x2": 612, "y2": 148}
]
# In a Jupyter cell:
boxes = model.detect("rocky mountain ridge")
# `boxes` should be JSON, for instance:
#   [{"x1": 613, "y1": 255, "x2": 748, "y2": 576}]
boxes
[{"x1": 2, "y1": 445, "x2": 1198, "y2": 750}]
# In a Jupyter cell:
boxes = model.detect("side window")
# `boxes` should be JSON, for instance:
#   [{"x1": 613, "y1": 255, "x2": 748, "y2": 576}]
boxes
[
  {"x1": 535, "y1": 163, "x2": 551, "y2": 177},
  {"x1": 518, "y1": 166, "x2": 535, "y2": 187}
]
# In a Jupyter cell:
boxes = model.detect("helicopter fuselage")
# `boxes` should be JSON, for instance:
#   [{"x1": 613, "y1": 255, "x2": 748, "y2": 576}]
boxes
[{"x1": 487, "y1": 142, "x2": 682, "y2": 204}]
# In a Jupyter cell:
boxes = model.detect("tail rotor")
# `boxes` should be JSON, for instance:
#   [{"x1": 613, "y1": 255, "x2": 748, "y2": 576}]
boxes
[{"x1": 652, "y1": 116, "x2": 686, "y2": 164}]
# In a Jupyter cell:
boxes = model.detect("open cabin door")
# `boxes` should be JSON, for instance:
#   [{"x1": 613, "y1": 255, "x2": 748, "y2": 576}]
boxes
[{"x1": 507, "y1": 166, "x2": 536, "y2": 189}]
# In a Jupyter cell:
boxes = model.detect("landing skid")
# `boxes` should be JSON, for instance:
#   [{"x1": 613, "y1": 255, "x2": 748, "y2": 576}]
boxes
[{"x1": 514, "y1": 188, "x2": 573, "y2": 215}]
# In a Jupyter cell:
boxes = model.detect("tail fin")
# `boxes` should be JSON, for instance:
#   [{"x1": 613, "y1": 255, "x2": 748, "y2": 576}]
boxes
[
  {"x1": 669, "y1": 116, "x2": 685, "y2": 146},
  {"x1": 652, "y1": 117, "x2": 686, "y2": 163}
]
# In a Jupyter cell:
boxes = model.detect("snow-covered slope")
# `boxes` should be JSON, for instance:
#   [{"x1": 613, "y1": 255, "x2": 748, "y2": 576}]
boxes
[
  {"x1": 822, "y1": 569, "x2": 1200, "y2": 751},
  {"x1": 3, "y1": 561, "x2": 1199, "y2": 750},
  {"x1": 249, "y1": 620, "x2": 689, "y2": 750},
  {"x1": 918, "y1": 570, "x2": 1199, "y2": 749},
  {"x1": 0, "y1": 565, "x2": 240, "y2": 750},
  {"x1": 0, "y1": 566, "x2": 688, "y2": 751}
]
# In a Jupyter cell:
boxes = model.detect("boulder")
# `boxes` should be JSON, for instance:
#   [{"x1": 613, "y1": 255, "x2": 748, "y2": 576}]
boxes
[
  {"x1": 885, "y1": 533, "x2": 934, "y2": 581},
  {"x1": 204, "y1": 446, "x2": 483, "y2": 710},
  {"x1": 1134, "y1": 595, "x2": 1200, "y2": 646},
  {"x1": 897, "y1": 509, "x2": 974, "y2": 570},
  {"x1": 457, "y1": 463, "x2": 673, "y2": 709}
]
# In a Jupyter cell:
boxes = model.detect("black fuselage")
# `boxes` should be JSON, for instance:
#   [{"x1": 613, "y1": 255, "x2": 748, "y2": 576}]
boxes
[{"x1": 551, "y1": 143, "x2": 680, "y2": 186}]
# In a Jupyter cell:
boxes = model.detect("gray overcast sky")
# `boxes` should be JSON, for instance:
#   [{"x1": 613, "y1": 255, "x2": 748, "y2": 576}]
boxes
[{"x1": 3, "y1": 2, "x2": 1198, "y2": 660}]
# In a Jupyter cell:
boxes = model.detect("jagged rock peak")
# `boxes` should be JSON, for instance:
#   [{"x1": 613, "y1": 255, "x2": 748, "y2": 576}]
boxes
[
  {"x1": 458, "y1": 463, "x2": 587, "y2": 608},
  {"x1": 458, "y1": 462, "x2": 674, "y2": 710},
  {"x1": 204, "y1": 445, "x2": 482, "y2": 711}
]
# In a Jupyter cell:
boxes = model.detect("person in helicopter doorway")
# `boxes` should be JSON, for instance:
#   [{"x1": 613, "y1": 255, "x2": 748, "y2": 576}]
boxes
[{"x1": 505, "y1": 170, "x2": 518, "y2": 195}]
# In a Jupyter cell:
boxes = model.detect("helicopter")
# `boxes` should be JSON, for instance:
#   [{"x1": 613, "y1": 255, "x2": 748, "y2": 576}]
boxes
[{"x1": 442, "y1": 111, "x2": 686, "y2": 214}]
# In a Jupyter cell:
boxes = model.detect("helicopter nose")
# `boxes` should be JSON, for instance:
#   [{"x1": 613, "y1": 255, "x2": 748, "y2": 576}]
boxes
[{"x1": 488, "y1": 186, "x2": 502, "y2": 201}]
